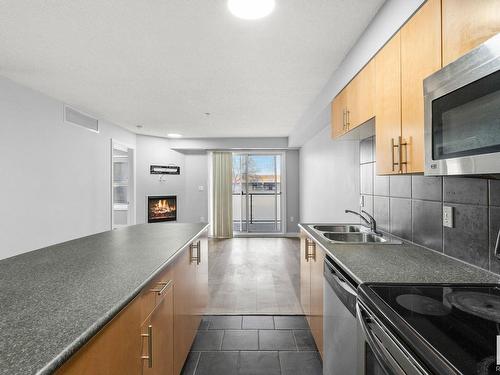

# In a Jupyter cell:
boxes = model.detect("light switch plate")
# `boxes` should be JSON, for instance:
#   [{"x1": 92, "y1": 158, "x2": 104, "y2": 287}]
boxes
[
  {"x1": 443, "y1": 206, "x2": 454, "y2": 228},
  {"x1": 198, "y1": 185, "x2": 204, "y2": 191}
]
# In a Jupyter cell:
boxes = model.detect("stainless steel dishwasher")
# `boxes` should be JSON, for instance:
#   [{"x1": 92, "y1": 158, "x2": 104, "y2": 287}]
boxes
[{"x1": 323, "y1": 255, "x2": 358, "y2": 375}]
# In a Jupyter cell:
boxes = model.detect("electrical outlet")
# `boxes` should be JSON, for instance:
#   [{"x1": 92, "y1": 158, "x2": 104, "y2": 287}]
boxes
[
  {"x1": 290, "y1": 216, "x2": 295, "y2": 222},
  {"x1": 443, "y1": 206, "x2": 454, "y2": 228},
  {"x1": 198, "y1": 185, "x2": 204, "y2": 191},
  {"x1": 200, "y1": 216, "x2": 205, "y2": 222}
]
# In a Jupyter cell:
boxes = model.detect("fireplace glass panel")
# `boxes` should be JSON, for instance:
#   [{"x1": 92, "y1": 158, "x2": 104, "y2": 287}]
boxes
[{"x1": 148, "y1": 196, "x2": 177, "y2": 223}]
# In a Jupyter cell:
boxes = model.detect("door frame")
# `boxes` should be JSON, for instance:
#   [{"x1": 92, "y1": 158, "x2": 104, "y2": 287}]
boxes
[
  {"x1": 232, "y1": 150, "x2": 286, "y2": 236},
  {"x1": 110, "y1": 139, "x2": 136, "y2": 229}
]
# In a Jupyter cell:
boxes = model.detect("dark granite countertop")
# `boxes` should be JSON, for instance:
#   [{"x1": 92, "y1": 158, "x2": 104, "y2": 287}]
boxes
[
  {"x1": 299, "y1": 223, "x2": 500, "y2": 285},
  {"x1": 0, "y1": 223, "x2": 208, "y2": 375}
]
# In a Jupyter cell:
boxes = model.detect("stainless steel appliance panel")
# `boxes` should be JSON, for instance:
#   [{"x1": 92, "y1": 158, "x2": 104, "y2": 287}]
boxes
[
  {"x1": 323, "y1": 257, "x2": 357, "y2": 375},
  {"x1": 424, "y1": 33, "x2": 500, "y2": 176}
]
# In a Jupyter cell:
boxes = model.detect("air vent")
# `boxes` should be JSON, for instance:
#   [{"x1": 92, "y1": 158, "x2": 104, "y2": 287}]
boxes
[{"x1": 64, "y1": 105, "x2": 99, "y2": 132}]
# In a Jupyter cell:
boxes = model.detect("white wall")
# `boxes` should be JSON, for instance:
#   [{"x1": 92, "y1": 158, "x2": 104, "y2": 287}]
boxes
[
  {"x1": 299, "y1": 126, "x2": 359, "y2": 223},
  {"x1": 135, "y1": 135, "x2": 201, "y2": 224},
  {"x1": 285, "y1": 150, "x2": 300, "y2": 232},
  {"x1": 0, "y1": 76, "x2": 136, "y2": 260},
  {"x1": 289, "y1": 0, "x2": 425, "y2": 147}
]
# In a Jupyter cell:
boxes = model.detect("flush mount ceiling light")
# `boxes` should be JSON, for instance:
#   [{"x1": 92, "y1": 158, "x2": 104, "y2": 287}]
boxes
[
  {"x1": 228, "y1": 0, "x2": 275, "y2": 20},
  {"x1": 167, "y1": 133, "x2": 182, "y2": 138}
]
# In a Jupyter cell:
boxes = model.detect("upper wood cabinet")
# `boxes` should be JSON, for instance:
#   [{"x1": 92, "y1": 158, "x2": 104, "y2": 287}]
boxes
[
  {"x1": 401, "y1": 0, "x2": 442, "y2": 173},
  {"x1": 375, "y1": 0, "x2": 441, "y2": 174},
  {"x1": 375, "y1": 32, "x2": 402, "y2": 175},
  {"x1": 331, "y1": 60, "x2": 375, "y2": 139},
  {"x1": 331, "y1": 88, "x2": 347, "y2": 138},
  {"x1": 442, "y1": 0, "x2": 500, "y2": 66},
  {"x1": 350, "y1": 60, "x2": 375, "y2": 128}
]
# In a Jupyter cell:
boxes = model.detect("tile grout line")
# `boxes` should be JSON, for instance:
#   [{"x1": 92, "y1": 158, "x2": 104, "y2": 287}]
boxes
[
  {"x1": 192, "y1": 352, "x2": 201, "y2": 375},
  {"x1": 291, "y1": 329, "x2": 299, "y2": 352},
  {"x1": 220, "y1": 329, "x2": 225, "y2": 351}
]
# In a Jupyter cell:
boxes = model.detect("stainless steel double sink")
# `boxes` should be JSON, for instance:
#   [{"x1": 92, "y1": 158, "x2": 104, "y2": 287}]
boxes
[{"x1": 310, "y1": 224, "x2": 401, "y2": 244}]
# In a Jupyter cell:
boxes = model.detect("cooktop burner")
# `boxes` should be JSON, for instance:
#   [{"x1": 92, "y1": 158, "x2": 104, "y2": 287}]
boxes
[
  {"x1": 446, "y1": 291, "x2": 500, "y2": 323},
  {"x1": 396, "y1": 293, "x2": 451, "y2": 316},
  {"x1": 360, "y1": 284, "x2": 500, "y2": 375}
]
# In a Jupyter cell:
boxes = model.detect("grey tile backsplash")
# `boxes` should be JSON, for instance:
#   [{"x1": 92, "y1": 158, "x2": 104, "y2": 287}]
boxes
[{"x1": 359, "y1": 136, "x2": 500, "y2": 275}]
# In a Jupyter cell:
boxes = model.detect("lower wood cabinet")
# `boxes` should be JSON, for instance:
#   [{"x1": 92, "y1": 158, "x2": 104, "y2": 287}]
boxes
[
  {"x1": 55, "y1": 295, "x2": 143, "y2": 375},
  {"x1": 172, "y1": 240, "x2": 205, "y2": 375},
  {"x1": 141, "y1": 283, "x2": 174, "y2": 375},
  {"x1": 56, "y1": 230, "x2": 208, "y2": 375},
  {"x1": 299, "y1": 230, "x2": 324, "y2": 358}
]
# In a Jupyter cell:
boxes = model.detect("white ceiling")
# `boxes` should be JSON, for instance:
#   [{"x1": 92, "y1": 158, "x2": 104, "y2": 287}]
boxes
[{"x1": 0, "y1": 0, "x2": 385, "y2": 138}]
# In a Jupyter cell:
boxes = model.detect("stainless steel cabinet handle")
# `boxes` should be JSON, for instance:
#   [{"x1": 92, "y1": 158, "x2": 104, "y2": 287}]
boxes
[
  {"x1": 391, "y1": 138, "x2": 399, "y2": 172},
  {"x1": 141, "y1": 325, "x2": 153, "y2": 368},
  {"x1": 399, "y1": 136, "x2": 408, "y2": 173},
  {"x1": 190, "y1": 241, "x2": 201, "y2": 264},
  {"x1": 306, "y1": 238, "x2": 316, "y2": 261},
  {"x1": 346, "y1": 109, "x2": 350, "y2": 130},
  {"x1": 342, "y1": 109, "x2": 346, "y2": 130},
  {"x1": 150, "y1": 280, "x2": 172, "y2": 295}
]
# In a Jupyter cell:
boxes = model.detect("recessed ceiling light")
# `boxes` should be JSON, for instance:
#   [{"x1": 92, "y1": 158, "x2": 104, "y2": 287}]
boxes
[
  {"x1": 228, "y1": 0, "x2": 275, "y2": 20},
  {"x1": 167, "y1": 133, "x2": 182, "y2": 138}
]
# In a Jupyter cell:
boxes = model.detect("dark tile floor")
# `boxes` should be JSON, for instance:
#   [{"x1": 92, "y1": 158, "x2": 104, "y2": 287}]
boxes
[{"x1": 181, "y1": 315, "x2": 323, "y2": 375}]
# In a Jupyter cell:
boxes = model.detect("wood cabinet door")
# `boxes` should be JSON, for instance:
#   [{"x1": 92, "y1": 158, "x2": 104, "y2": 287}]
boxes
[
  {"x1": 299, "y1": 232, "x2": 311, "y2": 321},
  {"x1": 375, "y1": 32, "x2": 402, "y2": 175},
  {"x1": 442, "y1": 0, "x2": 500, "y2": 66},
  {"x1": 173, "y1": 238, "x2": 205, "y2": 375},
  {"x1": 401, "y1": 0, "x2": 442, "y2": 173},
  {"x1": 141, "y1": 284, "x2": 174, "y2": 375},
  {"x1": 55, "y1": 297, "x2": 142, "y2": 375},
  {"x1": 331, "y1": 90, "x2": 346, "y2": 138},
  {"x1": 172, "y1": 243, "x2": 194, "y2": 375},
  {"x1": 350, "y1": 59, "x2": 375, "y2": 129},
  {"x1": 309, "y1": 243, "x2": 324, "y2": 358},
  {"x1": 194, "y1": 235, "x2": 208, "y2": 332}
]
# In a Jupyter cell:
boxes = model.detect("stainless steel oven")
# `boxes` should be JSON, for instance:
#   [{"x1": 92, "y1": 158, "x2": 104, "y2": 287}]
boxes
[
  {"x1": 424, "y1": 33, "x2": 500, "y2": 176},
  {"x1": 356, "y1": 301, "x2": 429, "y2": 375}
]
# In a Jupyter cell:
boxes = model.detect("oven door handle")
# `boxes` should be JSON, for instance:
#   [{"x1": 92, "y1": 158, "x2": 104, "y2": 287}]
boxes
[
  {"x1": 357, "y1": 303, "x2": 398, "y2": 375},
  {"x1": 356, "y1": 302, "x2": 429, "y2": 375}
]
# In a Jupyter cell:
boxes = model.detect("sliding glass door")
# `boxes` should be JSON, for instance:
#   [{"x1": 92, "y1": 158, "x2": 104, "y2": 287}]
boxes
[{"x1": 232, "y1": 153, "x2": 283, "y2": 233}]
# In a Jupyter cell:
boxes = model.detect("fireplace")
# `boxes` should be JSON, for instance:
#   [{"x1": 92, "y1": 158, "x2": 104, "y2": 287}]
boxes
[{"x1": 148, "y1": 196, "x2": 177, "y2": 223}]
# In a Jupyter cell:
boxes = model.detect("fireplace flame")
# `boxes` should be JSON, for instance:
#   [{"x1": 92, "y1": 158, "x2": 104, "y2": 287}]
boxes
[{"x1": 155, "y1": 199, "x2": 174, "y2": 213}]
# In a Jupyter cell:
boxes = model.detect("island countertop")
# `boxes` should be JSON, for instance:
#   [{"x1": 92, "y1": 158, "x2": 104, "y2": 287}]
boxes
[
  {"x1": 0, "y1": 222, "x2": 208, "y2": 375},
  {"x1": 299, "y1": 223, "x2": 500, "y2": 285}
]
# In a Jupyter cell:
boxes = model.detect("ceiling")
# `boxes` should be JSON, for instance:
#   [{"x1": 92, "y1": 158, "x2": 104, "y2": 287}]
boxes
[{"x1": 0, "y1": 0, "x2": 385, "y2": 138}]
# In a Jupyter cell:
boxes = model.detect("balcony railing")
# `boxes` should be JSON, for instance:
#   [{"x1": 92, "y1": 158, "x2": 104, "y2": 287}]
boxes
[{"x1": 232, "y1": 192, "x2": 281, "y2": 225}]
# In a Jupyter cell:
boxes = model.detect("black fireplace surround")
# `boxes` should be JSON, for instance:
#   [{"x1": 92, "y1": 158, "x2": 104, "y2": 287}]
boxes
[{"x1": 147, "y1": 195, "x2": 177, "y2": 223}]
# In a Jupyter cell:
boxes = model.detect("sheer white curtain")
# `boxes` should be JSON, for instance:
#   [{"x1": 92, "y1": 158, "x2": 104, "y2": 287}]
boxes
[{"x1": 210, "y1": 152, "x2": 233, "y2": 238}]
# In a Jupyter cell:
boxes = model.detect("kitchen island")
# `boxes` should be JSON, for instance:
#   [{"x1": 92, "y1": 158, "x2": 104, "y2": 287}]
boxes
[{"x1": 0, "y1": 222, "x2": 208, "y2": 375}]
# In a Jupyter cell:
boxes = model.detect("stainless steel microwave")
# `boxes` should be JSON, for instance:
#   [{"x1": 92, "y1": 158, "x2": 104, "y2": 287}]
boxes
[{"x1": 424, "y1": 33, "x2": 500, "y2": 176}]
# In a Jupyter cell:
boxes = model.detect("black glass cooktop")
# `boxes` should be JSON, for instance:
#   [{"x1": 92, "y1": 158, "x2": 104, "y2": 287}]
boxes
[{"x1": 360, "y1": 284, "x2": 500, "y2": 375}]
